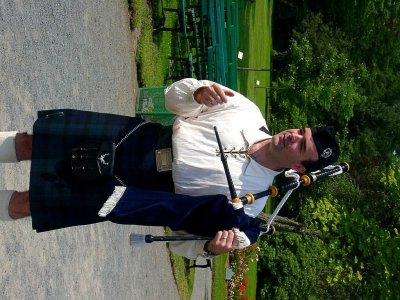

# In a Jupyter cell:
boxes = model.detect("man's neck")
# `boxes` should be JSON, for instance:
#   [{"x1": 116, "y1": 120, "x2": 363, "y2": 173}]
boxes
[{"x1": 249, "y1": 139, "x2": 282, "y2": 171}]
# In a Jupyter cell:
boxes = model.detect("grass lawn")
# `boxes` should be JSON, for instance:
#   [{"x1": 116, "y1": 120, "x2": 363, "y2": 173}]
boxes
[
  {"x1": 244, "y1": 259, "x2": 258, "y2": 299},
  {"x1": 236, "y1": 1, "x2": 274, "y2": 297},
  {"x1": 211, "y1": 254, "x2": 228, "y2": 300},
  {"x1": 169, "y1": 252, "x2": 196, "y2": 300},
  {"x1": 130, "y1": 0, "x2": 178, "y2": 86},
  {"x1": 237, "y1": 0, "x2": 274, "y2": 123}
]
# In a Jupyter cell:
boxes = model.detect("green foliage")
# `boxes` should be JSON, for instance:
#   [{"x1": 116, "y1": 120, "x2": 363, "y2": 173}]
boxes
[
  {"x1": 309, "y1": 0, "x2": 400, "y2": 165},
  {"x1": 303, "y1": 197, "x2": 400, "y2": 299},
  {"x1": 381, "y1": 159, "x2": 400, "y2": 226},
  {"x1": 262, "y1": 1, "x2": 400, "y2": 298},
  {"x1": 271, "y1": 13, "x2": 367, "y2": 131},
  {"x1": 341, "y1": 0, "x2": 400, "y2": 165},
  {"x1": 351, "y1": 100, "x2": 400, "y2": 166},
  {"x1": 258, "y1": 233, "x2": 346, "y2": 300},
  {"x1": 299, "y1": 172, "x2": 400, "y2": 298},
  {"x1": 259, "y1": 173, "x2": 400, "y2": 299},
  {"x1": 341, "y1": 0, "x2": 400, "y2": 67},
  {"x1": 344, "y1": 156, "x2": 400, "y2": 229}
]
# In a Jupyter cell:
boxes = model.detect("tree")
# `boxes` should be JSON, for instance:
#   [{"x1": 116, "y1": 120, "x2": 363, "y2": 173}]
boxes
[
  {"x1": 258, "y1": 174, "x2": 400, "y2": 299},
  {"x1": 258, "y1": 232, "x2": 351, "y2": 299},
  {"x1": 271, "y1": 13, "x2": 367, "y2": 132},
  {"x1": 262, "y1": 2, "x2": 400, "y2": 298}
]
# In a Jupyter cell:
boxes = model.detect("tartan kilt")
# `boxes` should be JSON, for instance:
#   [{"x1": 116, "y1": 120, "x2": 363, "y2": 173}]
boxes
[{"x1": 29, "y1": 109, "x2": 173, "y2": 232}]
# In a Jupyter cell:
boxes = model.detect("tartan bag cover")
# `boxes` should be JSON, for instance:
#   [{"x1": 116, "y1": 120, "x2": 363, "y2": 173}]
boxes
[{"x1": 29, "y1": 109, "x2": 169, "y2": 232}]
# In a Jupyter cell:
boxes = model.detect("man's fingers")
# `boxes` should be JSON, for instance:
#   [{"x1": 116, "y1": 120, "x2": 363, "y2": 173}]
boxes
[
  {"x1": 203, "y1": 97, "x2": 216, "y2": 107},
  {"x1": 225, "y1": 231, "x2": 235, "y2": 245},
  {"x1": 207, "y1": 230, "x2": 237, "y2": 254},
  {"x1": 212, "y1": 85, "x2": 227, "y2": 103},
  {"x1": 203, "y1": 88, "x2": 220, "y2": 104},
  {"x1": 224, "y1": 89, "x2": 235, "y2": 97},
  {"x1": 218, "y1": 230, "x2": 235, "y2": 245},
  {"x1": 212, "y1": 84, "x2": 234, "y2": 103},
  {"x1": 195, "y1": 84, "x2": 235, "y2": 106},
  {"x1": 218, "y1": 230, "x2": 229, "y2": 241},
  {"x1": 214, "y1": 230, "x2": 230, "y2": 245},
  {"x1": 214, "y1": 231, "x2": 223, "y2": 241}
]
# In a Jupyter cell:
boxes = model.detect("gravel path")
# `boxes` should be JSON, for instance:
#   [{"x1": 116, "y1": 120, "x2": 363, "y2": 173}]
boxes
[
  {"x1": 190, "y1": 258, "x2": 212, "y2": 300},
  {"x1": 0, "y1": 1, "x2": 181, "y2": 299}
]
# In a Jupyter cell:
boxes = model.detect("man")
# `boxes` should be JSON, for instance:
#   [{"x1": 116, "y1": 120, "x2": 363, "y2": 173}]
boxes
[{"x1": 0, "y1": 78, "x2": 340, "y2": 259}]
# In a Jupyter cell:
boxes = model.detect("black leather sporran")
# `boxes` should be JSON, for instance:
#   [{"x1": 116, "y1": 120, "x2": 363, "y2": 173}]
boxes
[{"x1": 71, "y1": 140, "x2": 115, "y2": 181}]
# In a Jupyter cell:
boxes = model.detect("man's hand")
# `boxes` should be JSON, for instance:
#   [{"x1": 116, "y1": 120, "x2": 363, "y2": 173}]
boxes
[
  {"x1": 194, "y1": 84, "x2": 235, "y2": 107},
  {"x1": 205, "y1": 230, "x2": 238, "y2": 255}
]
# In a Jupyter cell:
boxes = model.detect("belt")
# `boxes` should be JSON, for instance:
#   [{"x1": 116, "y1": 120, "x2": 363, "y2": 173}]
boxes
[{"x1": 156, "y1": 125, "x2": 173, "y2": 150}]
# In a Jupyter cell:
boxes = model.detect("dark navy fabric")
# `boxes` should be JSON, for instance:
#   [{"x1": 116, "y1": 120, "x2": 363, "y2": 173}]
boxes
[
  {"x1": 29, "y1": 109, "x2": 261, "y2": 242},
  {"x1": 106, "y1": 187, "x2": 261, "y2": 243},
  {"x1": 30, "y1": 109, "x2": 173, "y2": 232}
]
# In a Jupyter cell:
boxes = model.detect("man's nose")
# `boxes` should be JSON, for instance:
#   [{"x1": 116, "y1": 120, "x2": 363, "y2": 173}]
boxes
[
  {"x1": 289, "y1": 133, "x2": 302, "y2": 143},
  {"x1": 285, "y1": 134, "x2": 301, "y2": 148}
]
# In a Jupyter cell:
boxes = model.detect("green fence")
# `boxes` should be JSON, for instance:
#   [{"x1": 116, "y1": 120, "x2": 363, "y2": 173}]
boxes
[{"x1": 156, "y1": 0, "x2": 240, "y2": 90}]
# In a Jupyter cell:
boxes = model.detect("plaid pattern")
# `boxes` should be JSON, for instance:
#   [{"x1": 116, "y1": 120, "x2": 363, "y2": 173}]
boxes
[{"x1": 30, "y1": 109, "x2": 172, "y2": 232}]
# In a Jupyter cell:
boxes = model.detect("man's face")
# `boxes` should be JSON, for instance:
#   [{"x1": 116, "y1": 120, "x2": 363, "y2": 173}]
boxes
[{"x1": 270, "y1": 128, "x2": 319, "y2": 172}]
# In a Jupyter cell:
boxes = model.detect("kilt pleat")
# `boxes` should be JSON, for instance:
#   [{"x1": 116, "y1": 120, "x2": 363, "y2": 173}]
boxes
[{"x1": 29, "y1": 109, "x2": 172, "y2": 232}]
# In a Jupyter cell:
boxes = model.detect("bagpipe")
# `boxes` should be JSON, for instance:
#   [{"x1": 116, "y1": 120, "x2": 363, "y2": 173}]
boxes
[{"x1": 130, "y1": 127, "x2": 349, "y2": 245}]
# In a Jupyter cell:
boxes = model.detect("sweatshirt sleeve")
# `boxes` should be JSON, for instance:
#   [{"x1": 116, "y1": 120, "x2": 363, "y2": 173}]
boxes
[
  {"x1": 168, "y1": 229, "x2": 252, "y2": 259},
  {"x1": 164, "y1": 78, "x2": 215, "y2": 117},
  {"x1": 168, "y1": 232, "x2": 210, "y2": 259}
]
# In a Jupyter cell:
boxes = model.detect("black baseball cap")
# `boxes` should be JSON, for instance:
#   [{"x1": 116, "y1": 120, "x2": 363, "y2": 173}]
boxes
[{"x1": 304, "y1": 126, "x2": 340, "y2": 172}]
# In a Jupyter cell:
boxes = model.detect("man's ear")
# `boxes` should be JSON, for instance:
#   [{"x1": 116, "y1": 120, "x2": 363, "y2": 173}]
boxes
[{"x1": 292, "y1": 164, "x2": 306, "y2": 174}]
